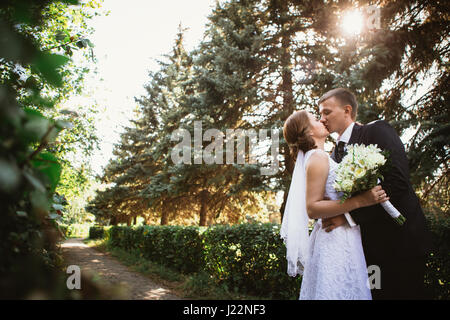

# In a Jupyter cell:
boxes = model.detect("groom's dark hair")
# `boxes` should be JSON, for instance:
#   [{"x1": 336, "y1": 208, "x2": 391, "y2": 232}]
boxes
[{"x1": 318, "y1": 88, "x2": 358, "y2": 120}]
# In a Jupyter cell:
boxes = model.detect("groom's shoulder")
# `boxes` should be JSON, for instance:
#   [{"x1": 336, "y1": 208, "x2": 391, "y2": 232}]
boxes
[{"x1": 363, "y1": 119, "x2": 396, "y2": 135}]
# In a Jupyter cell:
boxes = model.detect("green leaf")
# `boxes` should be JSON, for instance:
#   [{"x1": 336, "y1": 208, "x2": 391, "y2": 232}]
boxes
[
  {"x1": 48, "y1": 213, "x2": 61, "y2": 220},
  {"x1": 76, "y1": 39, "x2": 89, "y2": 49},
  {"x1": 52, "y1": 204, "x2": 64, "y2": 210},
  {"x1": 34, "y1": 53, "x2": 69, "y2": 87},
  {"x1": 55, "y1": 120, "x2": 74, "y2": 130},
  {"x1": 21, "y1": 107, "x2": 54, "y2": 143},
  {"x1": 23, "y1": 171, "x2": 46, "y2": 193},
  {"x1": 30, "y1": 189, "x2": 49, "y2": 212},
  {"x1": 61, "y1": 0, "x2": 80, "y2": 5},
  {"x1": 55, "y1": 31, "x2": 66, "y2": 42},
  {"x1": 31, "y1": 152, "x2": 61, "y2": 193},
  {"x1": 16, "y1": 211, "x2": 28, "y2": 218},
  {"x1": 0, "y1": 159, "x2": 21, "y2": 193}
]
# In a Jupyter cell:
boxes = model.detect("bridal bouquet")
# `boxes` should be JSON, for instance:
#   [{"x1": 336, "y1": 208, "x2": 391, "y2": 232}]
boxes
[{"x1": 333, "y1": 144, "x2": 406, "y2": 226}]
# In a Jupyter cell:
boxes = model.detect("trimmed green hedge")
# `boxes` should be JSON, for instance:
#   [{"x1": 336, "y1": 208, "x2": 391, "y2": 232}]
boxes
[
  {"x1": 90, "y1": 219, "x2": 449, "y2": 299},
  {"x1": 89, "y1": 225, "x2": 106, "y2": 239},
  {"x1": 202, "y1": 223, "x2": 300, "y2": 299},
  {"x1": 108, "y1": 225, "x2": 205, "y2": 274},
  {"x1": 94, "y1": 223, "x2": 299, "y2": 298},
  {"x1": 59, "y1": 223, "x2": 90, "y2": 238}
]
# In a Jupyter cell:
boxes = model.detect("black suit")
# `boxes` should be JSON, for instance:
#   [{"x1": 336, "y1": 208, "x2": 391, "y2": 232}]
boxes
[{"x1": 331, "y1": 121, "x2": 432, "y2": 299}]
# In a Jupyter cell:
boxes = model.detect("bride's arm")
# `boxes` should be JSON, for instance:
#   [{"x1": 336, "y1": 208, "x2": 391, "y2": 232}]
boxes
[{"x1": 305, "y1": 151, "x2": 388, "y2": 219}]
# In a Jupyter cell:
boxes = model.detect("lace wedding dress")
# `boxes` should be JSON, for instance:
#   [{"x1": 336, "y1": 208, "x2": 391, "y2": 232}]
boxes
[{"x1": 299, "y1": 150, "x2": 372, "y2": 300}]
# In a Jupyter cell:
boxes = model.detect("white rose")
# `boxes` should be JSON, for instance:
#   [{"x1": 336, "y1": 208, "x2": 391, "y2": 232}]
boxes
[
  {"x1": 354, "y1": 167, "x2": 367, "y2": 179},
  {"x1": 341, "y1": 179, "x2": 354, "y2": 192}
]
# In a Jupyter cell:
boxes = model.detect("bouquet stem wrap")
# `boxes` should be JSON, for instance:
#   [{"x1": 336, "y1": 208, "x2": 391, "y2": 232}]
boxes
[
  {"x1": 380, "y1": 200, "x2": 406, "y2": 225},
  {"x1": 376, "y1": 179, "x2": 406, "y2": 225}
]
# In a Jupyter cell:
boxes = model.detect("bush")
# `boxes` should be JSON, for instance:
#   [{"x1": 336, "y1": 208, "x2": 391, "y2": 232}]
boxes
[
  {"x1": 424, "y1": 213, "x2": 450, "y2": 300},
  {"x1": 202, "y1": 223, "x2": 300, "y2": 299},
  {"x1": 105, "y1": 219, "x2": 448, "y2": 300},
  {"x1": 109, "y1": 225, "x2": 204, "y2": 274},
  {"x1": 108, "y1": 223, "x2": 301, "y2": 299},
  {"x1": 59, "y1": 223, "x2": 90, "y2": 238},
  {"x1": 89, "y1": 226, "x2": 106, "y2": 239}
]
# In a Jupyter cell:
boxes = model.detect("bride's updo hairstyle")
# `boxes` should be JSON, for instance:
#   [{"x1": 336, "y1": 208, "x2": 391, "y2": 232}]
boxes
[{"x1": 283, "y1": 110, "x2": 317, "y2": 161}]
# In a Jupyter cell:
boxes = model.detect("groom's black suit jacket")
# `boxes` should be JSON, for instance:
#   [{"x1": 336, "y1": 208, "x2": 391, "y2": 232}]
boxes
[{"x1": 331, "y1": 121, "x2": 432, "y2": 265}]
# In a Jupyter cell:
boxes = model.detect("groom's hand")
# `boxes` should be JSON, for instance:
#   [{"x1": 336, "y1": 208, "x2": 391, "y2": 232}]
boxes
[{"x1": 322, "y1": 215, "x2": 347, "y2": 232}]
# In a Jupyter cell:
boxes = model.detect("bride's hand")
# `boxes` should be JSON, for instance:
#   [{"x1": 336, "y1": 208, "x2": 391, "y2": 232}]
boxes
[{"x1": 358, "y1": 185, "x2": 389, "y2": 208}]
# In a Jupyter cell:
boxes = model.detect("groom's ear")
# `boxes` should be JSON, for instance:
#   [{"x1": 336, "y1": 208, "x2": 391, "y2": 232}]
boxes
[{"x1": 343, "y1": 104, "x2": 353, "y2": 117}]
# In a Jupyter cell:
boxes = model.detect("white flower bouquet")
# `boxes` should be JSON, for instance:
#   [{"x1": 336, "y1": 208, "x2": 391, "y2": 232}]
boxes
[{"x1": 333, "y1": 144, "x2": 406, "y2": 226}]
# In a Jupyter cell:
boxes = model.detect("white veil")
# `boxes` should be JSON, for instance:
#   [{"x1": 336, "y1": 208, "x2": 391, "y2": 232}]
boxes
[{"x1": 280, "y1": 149, "x2": 314, "y2": 277}]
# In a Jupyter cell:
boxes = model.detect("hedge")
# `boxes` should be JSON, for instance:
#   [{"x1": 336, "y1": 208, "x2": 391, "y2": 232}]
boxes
[
  {"x1": 95, "y1": 223, "x2": 299, "y2": 298},
  {"x1": 108, "y1": 225, "x2": 204, "y2": 274},
  {"x1": 89, "y1": 225, "x2": 107, "y2": 239},
  {"x1": 58, "y1": 223, "x2": 90, "y2": 238},
  {"x1": 202, "y1": 223, "x2": 300, "y2": 299},
  {"x1": 90, "y1": 219, "x2": 449, "y2": 299}
]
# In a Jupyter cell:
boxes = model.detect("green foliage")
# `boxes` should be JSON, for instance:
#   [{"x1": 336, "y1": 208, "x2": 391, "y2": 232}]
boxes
[
  {"x1": 0, "y1": 0, "x2": 104, "y2": 299},
  {"x1": 88, "y1": 225, "x2": 105, "y2": 239},
  {"x1": 104, "y1": 220, "x2": 449, "y2": 300},
  {"x1": 202, "y1": 223, "x2": 301, "y2": 299},
  {"x1": 106, "y1": 223, "x2": 300, "y2": 299},
  {"x1": 108, "y1": 225, "x2": 205, "y2": 274},
  {"x1": 424, "y1": 212, "x2": 450, "y2": 300},
  {"x1": 88, "y1": 0, "x2": 448, "y2": 229},
  {"x1": 59, "y1": 223, "x2": 90, "y2": 238}
]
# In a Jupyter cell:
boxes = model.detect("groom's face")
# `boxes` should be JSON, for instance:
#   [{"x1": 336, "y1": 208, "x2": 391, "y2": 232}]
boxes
[{"x1": 319, "y1": 97, "x2": 348, "y2": 135}]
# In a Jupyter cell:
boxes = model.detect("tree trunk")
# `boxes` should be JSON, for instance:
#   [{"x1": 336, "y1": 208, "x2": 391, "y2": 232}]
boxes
[
  {"x1": 280, "y1": 188, "x2": 289, "y2": 222},
  {"x1": 199, "y1": 190, "x2": 209, "y2": 226},
  {"x1": 160, "y1": 210, "x2": 169, "y2": 225},
  {"x1": 279, "y1": 29, "x2": 295, "y2": 222}
]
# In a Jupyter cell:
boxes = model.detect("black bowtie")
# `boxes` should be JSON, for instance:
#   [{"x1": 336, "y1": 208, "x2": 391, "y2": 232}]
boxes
[{"x1": 335, "y1": 141, "x2": 346, "y2": 163}]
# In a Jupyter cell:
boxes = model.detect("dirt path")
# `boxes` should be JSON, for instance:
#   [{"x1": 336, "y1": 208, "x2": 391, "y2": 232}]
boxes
[{"x1": 60, "y1": 238, "x2": 183, "y2": 300}]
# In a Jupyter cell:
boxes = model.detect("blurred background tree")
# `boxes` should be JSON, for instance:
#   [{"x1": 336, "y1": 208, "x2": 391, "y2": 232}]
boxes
[
  {"x1": 88, "y1": 0, "x2": 448, "y2": 227},
  {"x1": 0, "y1": 0, "x2": 107, "y2": 298}
]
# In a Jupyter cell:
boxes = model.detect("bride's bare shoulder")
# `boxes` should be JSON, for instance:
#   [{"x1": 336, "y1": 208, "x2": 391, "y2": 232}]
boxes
[
  {"x1": 306, "y1": 149, "x2": 329, "y2": 167},
  {"x1": 309, "y1": 149, "x2": 329, "y2": 160}
]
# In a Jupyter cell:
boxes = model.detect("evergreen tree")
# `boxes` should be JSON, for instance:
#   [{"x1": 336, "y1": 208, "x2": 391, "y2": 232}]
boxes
[
  {"x1": 88, "y1": 26, "x2": 200, "y2": 225},
  {"x1": 141, "y1": 3, "x2": 276, "y2": 226},
  {"x1": 312, "y1": 0, "x2": 449, "y2": 207}
]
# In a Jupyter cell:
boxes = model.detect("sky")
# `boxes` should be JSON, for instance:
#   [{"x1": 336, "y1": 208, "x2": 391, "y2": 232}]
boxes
[{"x1": 68, "y1": 0, "x2": 215, "y2": 175}]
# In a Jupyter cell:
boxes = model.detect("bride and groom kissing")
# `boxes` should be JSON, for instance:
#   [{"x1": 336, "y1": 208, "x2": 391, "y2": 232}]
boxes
[{"x1": 281, "y1": 88, "x2": 432, "y2": 300}]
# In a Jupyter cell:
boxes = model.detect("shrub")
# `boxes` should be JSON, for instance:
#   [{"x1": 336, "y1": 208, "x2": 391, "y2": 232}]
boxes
[
  {"x1": 424, "y1": 213, "x2": 450, "y2": 300},
  {"x1": 105, "y1": 219, "x2": 448, "y2": 300},
  {"x1": 202, "y1": 223, "x2": 300, "y2": 299},
  {"x1": 109, "y1": 225, "x2": 204, "y2": 274},
  {"x1": 89, "y1": 226, "x2": 106, "y2": 239},
  {"x1": 58, "y1": 223, "x2": 91, "y2": 238}
]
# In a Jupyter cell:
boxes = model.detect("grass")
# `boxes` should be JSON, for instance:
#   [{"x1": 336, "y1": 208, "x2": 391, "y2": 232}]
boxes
[{"x1": 83, "y1": 238, "x2": 268, "y2": 300}]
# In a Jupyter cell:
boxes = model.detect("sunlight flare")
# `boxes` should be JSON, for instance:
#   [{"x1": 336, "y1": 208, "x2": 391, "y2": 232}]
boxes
[{"x1": 342, "y1": 10, "x2": 364, "y2": 35}]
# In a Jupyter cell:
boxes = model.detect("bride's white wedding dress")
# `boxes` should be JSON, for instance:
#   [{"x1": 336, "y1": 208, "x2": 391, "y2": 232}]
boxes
[{"x1": 299, "y1": 150, "x2": 372, "y2": 300}]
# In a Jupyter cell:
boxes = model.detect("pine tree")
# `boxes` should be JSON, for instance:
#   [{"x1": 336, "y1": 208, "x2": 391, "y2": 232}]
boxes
[
  {"x1": 88, "y1": 26, "x2": 194, "y2": 225},
  {"x1": 315, "y1": 0, "x2": 449, "y2": 207},
  {"x1": 141, "y1": 3, "x2": 277, "y2": 226}
]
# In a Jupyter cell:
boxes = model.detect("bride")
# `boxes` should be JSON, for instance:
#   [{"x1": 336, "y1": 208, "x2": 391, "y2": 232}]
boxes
[{"x1": 281, "y1": 110, "x2": 389, "y2": 300}]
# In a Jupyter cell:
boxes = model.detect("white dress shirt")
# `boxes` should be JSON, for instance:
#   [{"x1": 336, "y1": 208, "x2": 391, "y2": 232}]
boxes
[
  {"x1": 337, "y1": 122, "x2": 357, "y2": 228},
  {"x1": 338, "y1": 122, "x2": 355, "y2": 145}
]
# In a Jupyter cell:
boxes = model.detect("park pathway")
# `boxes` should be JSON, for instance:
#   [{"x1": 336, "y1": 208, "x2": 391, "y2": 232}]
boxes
[{"x1": 60, "y1": 238, "x2": 183, "y2": 300}]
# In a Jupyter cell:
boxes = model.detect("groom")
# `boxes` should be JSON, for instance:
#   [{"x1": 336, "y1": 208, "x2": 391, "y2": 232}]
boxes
[{"x1": 318, "y1": 88, "x2": 432, "y2": 300}]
